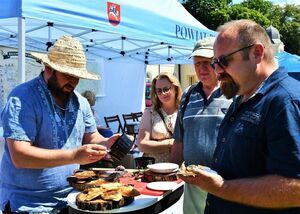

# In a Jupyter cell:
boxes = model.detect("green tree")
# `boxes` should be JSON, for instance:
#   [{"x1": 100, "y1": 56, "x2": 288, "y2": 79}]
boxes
[
  {"x1": 268, "y1": 4, "x2": 300, "y2": 54},
  {"x1": 228, "y1": 4, "x2": 270, "y2": 27},
  {"x1": 183, "y1": 0, "x2": 300, "y2": 55},
  {"x1": 280, "y1": 21, "x2": 300, "y2": 55},
  {"x1": 183, "y1": 0, "x2": 229, "y2": 30},
  {"x1": 241, "y1": 0, "x2": 273, "y2": 14},
  {"x1": 210, "y1": 9, "x2": 231, "y2": 29}
]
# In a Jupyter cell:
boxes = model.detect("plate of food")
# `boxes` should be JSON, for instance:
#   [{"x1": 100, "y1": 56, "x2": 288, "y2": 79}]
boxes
[
  {"x1": 146, "y1": 181, "x2": 178, "y2": 191},
  {"x1": 147, "y1": 163, "x2": 179, "y2": 174}
]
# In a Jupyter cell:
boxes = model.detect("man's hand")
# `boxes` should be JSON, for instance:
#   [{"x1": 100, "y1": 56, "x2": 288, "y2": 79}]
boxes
[
  {"x1": 73, "y1": 144, "x2": 108, "y2": 165},
  {"x1": 178, "y1": 167, "x2": 224, "y2": 195},
  {"x1": 106, "y1": 134, "x2": 121, "y2": 148}
]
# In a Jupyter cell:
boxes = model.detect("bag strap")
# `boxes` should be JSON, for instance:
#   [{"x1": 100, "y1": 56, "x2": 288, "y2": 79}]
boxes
[
  {"x1": 157, "y1": 110, "x2": 173, "y2": 136},
  {"x1": 181, "y1": 82, "x2": 202, "y2": 120}
]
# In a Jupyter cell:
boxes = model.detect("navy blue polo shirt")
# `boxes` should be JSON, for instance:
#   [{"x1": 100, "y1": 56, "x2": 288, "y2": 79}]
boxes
[{"x1": 206, "y1": 67, "x2": 300, "y2": 214}]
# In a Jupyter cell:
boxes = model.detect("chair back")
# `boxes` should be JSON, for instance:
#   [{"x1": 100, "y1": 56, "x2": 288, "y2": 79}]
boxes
[
  {"x1": 122, "y1": 113, "x2": 136, "y2": 134},
  {"x1": 132, "y1": 111, "x2": 143, "y2": 122},
  {"x1": 104, "y1": 115, "x2": 124, "y2": 134}
]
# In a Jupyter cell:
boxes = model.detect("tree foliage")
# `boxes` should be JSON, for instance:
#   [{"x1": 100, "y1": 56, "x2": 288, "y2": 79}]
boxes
[
  {"x1": 183, "y1": 0, "x2": 300, "y2": 55},
  {"x1": 183, "y1": 0, "x2": 229, "y2": 30},
  {"x1": 228, "y1": 5, "x2": 270, "y2": 27},
  {"x1": 241, "y1": 0, "x2": 273, "y2": 14}
]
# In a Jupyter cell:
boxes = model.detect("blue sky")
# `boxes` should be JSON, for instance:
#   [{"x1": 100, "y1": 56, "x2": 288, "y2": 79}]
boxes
[{"x1": 232, "y1": 0, "x2": 300, "y2": 5}]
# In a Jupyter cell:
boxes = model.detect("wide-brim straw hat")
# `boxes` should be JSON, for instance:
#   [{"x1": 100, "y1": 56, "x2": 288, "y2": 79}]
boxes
[{"x1": 31, "y1": 36, "x2": 100, "y2": 80}]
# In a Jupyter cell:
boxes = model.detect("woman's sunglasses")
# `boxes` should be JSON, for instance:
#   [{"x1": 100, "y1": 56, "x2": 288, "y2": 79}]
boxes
[
  {"x1": 155, "y1": 86, "x2": 172, "y2": 95},
  {"x1": 211, "y1": 44, "x2": 254, "y2": 70}
]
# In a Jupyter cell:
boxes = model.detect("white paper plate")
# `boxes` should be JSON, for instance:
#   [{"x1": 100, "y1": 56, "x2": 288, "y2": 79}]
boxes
[
  {"x1": 146, "y1": 181, "x2": 178, "y2": 191},
  {"x1": 147, "y1": 163, "x2": 179, "y2": 173}
]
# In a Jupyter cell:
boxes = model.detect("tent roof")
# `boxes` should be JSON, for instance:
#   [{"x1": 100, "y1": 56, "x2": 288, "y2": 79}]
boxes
[
  {"x1": 0, "y1": 0, "x2": 215, "y2": 64},
  {"x1": 277, "y1": 51, "x2": 300, "y2": 73}
]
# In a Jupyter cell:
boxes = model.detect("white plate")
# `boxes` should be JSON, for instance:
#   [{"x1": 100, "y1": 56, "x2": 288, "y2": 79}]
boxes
[
  {"x1": 147, "y1": 163, "x2": 179, "y2": 173},
  {"x1": 146, "y1": 181, "x2": 178, "y2": 191}
]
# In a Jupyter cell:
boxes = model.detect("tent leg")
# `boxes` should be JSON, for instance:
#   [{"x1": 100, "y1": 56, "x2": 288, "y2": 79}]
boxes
[{"x1": 18, "y1": 17, "x2": 26, "y2": 83}]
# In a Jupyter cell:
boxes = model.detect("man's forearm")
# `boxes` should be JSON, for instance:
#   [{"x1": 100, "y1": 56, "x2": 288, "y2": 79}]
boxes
[{"x1": 217, "y1": 175, "x2": 300, "y2": 208}]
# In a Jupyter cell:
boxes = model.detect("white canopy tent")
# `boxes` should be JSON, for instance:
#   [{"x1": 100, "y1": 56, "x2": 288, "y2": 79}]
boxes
[{"x1": 0, "y1": 0, "x2": 215, "y2": 125}]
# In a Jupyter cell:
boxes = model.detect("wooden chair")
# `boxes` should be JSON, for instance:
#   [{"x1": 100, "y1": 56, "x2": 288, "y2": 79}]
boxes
[
  {"x1": 104, "y1": 115, "x2": 124, "y2": 134},
  {"x1": 132, "y1": 111, "x2": 143, "y2": 122}
]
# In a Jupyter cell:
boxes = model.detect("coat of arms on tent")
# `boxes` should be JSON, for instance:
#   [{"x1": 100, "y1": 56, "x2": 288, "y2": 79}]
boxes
[{"x1": 107, "y1": 2, "x2": 120, "y2": 26}]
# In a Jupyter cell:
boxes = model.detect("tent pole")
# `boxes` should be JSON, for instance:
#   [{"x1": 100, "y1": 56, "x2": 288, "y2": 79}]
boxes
[
  {"x1": 178, "y1": 64, "x2": 181, "y2": 83},
  {"x1": 18, "y1": 17, "x2": 26, "y2": 83}
]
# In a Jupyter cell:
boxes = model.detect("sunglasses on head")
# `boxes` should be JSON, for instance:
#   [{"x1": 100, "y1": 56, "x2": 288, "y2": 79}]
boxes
[
  {"x1": 155, "y1": 86, "x2": 172, "y2": 95},
  {"x1": 211, "y1": 44, "x2": 254, "y2": 70}
]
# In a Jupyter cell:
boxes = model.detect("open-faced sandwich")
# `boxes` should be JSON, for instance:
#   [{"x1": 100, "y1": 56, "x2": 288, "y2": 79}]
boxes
[
  {"x1": 177, "y1": 162, "x2": 210, "y2": 177},
  {"x1": 67, "y1": 165, "x2": 132, "y2": 190},
  {"x1": 76, "y1": 182, "x2": 140, "y2": 211}
]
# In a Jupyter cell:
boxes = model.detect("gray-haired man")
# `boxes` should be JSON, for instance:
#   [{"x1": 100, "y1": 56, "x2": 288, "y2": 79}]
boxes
[{"x1": 171, "y1": 37, "x2": 232, "y2": 214}]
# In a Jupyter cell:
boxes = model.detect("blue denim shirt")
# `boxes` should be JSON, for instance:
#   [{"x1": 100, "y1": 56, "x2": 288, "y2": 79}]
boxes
[
  {"x1": 0, "y1": 73, "x2": 97, "y2": 212},
  {"x1": 206, "y1": 67, "x2": 300, "y2": 214}
]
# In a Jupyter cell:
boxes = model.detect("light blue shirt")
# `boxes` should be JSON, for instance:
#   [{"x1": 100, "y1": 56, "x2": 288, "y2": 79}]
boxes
[
  {"x1": 0, "y1": 73, "x2": 97, "y2": 212},
  {"x1": 173, "y1": 82, "x2": 232, "y2": 214}
]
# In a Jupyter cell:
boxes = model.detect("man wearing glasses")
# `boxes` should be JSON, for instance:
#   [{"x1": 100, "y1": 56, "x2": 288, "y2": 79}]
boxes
[
  {"x1": 170, "y1": 37, "x2": 232, "y2": 214},
  {"x1": 178, "y1": 19, "x2": 300, "y2": 214}
]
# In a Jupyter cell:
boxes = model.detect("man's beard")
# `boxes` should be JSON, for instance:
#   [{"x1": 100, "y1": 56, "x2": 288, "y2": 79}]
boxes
[
  {"x1": 218, "y1": 72, "x2": 239, "y2": 99},
  {"x1": 47, "y1": 72, "x2": 72, "y2": 102}
]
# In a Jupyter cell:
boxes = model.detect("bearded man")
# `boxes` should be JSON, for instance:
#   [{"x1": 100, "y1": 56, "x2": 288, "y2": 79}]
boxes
[
  {"x1": 178, "y1": 19, "x2": 300, "y2": 214},
  {"x1": 0, "y1": 36, "x2": 119, "y2": 213}
]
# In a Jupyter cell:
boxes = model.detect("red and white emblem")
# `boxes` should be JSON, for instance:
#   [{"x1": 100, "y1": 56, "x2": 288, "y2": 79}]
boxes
[{"x1": 107, "y1": 2, "x2": 120, "y2": 26}]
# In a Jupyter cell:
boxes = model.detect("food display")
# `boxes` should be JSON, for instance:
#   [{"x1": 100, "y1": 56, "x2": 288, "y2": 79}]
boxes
[
  {"x1": 67, "y1": 166, "x2": 140, "y2": 211},
  {"x1": 67, "y1": 164, "x2": 183, "y2": 211}
]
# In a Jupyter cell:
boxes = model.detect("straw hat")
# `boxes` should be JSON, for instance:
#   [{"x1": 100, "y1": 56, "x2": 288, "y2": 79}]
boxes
[{"x1": 31, "y1": 36, "x2": 100, "y2": 80}]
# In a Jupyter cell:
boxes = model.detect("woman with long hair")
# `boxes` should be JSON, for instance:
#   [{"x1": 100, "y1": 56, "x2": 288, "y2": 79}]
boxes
[{"x1": 137, "y1": 72, "x2": 182, "y2": 163}]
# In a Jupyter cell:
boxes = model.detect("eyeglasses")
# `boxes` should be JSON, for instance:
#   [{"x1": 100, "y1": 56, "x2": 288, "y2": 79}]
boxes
[
  {"x1": 211, "y1": 44, "x2": 254, "y2": 70},
  {"x1": 155, "y1": 86, "x2": 172, "y2": 95}
]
